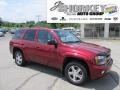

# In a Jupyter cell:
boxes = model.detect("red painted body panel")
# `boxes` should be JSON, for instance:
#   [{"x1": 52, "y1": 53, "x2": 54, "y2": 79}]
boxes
[{"x1": 9, "y1": 28, "x2": 113, "y2": 80}]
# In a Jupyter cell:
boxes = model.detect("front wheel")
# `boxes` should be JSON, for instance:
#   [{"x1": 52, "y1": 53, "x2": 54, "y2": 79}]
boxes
[
  {"x1": 14, "y1": 50, "x2": 26, "y2": 66},
  {"x1": 65, "y1": 61, "x2": 88, "y2": 85}
]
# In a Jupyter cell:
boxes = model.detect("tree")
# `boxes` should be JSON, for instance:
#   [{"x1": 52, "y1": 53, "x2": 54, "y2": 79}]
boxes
[
  {"x1": 26, "y1": 21, "x2": 35, "y2": 27},
  {"x1": 0, "y1": 18, "x2": 3, "y2": 27},
  {"x1": 50, "y1": 23, "x2": 57, "y2": 29},
  {"x1": 0, "y1": 18, "x2": 80, "y2": 29}
]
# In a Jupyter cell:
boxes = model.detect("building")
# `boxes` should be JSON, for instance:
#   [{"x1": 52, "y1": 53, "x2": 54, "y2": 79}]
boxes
[{"x1": 80, "y1": 23, "x2": 120, "y2": 39}]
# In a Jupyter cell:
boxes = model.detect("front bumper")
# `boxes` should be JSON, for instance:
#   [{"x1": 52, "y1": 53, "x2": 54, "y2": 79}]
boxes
[{"x1": 89, "y1": 58, "x2": 113, "y2": 80}]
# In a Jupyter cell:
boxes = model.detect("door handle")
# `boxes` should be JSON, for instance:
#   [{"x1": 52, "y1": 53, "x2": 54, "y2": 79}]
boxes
[
  {"x1": 35, "y1": 46, "x2": 43, "y2": 51},
  {"x1": 20, "y1": 43, "x2": 24, "y2": 45}
]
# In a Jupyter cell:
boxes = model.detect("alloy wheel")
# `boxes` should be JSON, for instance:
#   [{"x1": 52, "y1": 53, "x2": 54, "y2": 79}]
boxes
[{"x1": 68, "y1": 65, "x2": 83, "y2": 83}]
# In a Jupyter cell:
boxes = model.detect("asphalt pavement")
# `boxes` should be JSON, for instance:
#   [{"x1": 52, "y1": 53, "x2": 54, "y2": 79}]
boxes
[{"x1": 0, "y1": 33, "x2": 120, "y2": 90}]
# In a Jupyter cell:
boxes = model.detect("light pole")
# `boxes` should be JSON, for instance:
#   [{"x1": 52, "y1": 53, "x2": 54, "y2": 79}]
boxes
[{"x1": 36, "y1": 15, "x2": 41, "y2": 23}]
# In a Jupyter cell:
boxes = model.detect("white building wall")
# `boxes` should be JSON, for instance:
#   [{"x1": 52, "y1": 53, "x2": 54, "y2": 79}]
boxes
[
  {"x1": 104, "y1": 23, "x2": 110, "y2": 38},
  {"x1": 80, "y1": 24, "x2": 85, "y2": 38}
]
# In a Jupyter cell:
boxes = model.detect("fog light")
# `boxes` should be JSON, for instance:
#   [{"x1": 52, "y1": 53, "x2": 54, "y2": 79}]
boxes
[{"x1": 101, "y1": 71, "x2": 105, "y2": 74}]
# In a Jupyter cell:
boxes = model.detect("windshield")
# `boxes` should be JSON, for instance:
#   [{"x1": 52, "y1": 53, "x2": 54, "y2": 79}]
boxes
[{"x1": 54, "y1": 30, "x2": 81, "y2": 43}]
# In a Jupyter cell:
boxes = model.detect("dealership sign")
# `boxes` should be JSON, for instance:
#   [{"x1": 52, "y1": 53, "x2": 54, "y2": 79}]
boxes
[{"x1": 47, "y1": 0, "x2": 120, "y2": 23}]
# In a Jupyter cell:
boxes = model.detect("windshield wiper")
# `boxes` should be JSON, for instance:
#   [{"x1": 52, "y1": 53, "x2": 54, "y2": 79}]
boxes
[{"x1": 64, "y1": 41, "x2": 80, "y2": 43}]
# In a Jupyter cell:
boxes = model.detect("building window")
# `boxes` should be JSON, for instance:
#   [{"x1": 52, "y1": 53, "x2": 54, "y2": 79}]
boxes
[{"x1": 109, "y1": 24, "x2": 120, "y2": 37}]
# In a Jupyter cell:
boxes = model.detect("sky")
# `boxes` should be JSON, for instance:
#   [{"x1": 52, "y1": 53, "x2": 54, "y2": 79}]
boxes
[{"x1": 0, "y1": 0, "x2": 47, "y2": 23}]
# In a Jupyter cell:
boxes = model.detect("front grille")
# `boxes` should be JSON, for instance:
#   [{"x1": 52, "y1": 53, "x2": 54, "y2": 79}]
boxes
[
  {"x1": 106, "y1": 50, "x2": 112, "y2": 66},
  {"x1": 106, "y1": 55, "x2": 113, "y2": 66},
  {"x1": 106, "y1": 58, "x2": 113, "y2": 66},
  {"x1": 106, "y1": 54, "x2": 110, "y2": 60}
]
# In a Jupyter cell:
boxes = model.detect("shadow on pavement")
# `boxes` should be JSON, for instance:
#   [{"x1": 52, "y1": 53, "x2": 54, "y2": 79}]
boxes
[
  {"x1": 26, "y1": 63, "x2": 119, "y2": 90},
  {"x1": 82, "y1": 71, "x2": 119, "y2": 90},
  {"x1": 26, "y1": 63, "x2": 62, "y2": 78}
]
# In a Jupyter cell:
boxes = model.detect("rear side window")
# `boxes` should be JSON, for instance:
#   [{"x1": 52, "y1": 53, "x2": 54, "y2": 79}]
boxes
[
  {"x1": 23, "y1": 30, "x2": 36, "y2": 41},
  {"x1": 38, "y1": 30, "x2": 54, "y2": 44},
  {"x1": 13, "y1": 30, "x2": 24, "y2": 39}
]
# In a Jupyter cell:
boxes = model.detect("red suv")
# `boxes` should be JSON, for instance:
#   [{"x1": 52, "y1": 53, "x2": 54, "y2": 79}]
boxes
[{"x1": 9, "y1": 28, "x2": 113, "y2": 85}]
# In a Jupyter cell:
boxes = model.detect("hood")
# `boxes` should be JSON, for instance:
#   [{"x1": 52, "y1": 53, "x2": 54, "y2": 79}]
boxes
[{"x1": 68, "y1": 42, "x2": 110, "y2": 55}]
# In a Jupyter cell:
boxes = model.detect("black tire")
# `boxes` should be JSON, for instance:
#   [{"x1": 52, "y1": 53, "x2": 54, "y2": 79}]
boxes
[
  {"x1": 65, "y1": 61, "x2": 88, "y2": 85},
  {"x1": 14, "y1": 50, "x2": 26, "y2": 66}
]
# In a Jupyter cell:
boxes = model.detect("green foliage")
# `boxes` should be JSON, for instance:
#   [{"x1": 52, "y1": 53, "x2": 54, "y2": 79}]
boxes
[
  {"x1": 26, "y1": 21, "x2": 35, "y2": 27},
  {"x1": 0, "y1": 17, "x2": 80, "y2": 29},
  {"x1": 0, "y1": 18, "x2": 3, "y2": 27}
]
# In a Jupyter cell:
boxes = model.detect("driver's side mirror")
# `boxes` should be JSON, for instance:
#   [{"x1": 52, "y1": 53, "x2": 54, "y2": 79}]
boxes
[{"x1": 48, "y1": 40, "x2": 58, "y2": 48}]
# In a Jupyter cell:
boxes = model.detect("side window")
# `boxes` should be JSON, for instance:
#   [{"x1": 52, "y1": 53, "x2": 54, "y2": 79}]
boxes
[
  {"x1": 13, "y1": 30, "x2": 24, "y2": 39},
  {"x1": 23, "y1": 30, "x2": 36, "y2": 41},
  {"x1": 38, "y1": 30, "x2": 54, "y2": 44}
]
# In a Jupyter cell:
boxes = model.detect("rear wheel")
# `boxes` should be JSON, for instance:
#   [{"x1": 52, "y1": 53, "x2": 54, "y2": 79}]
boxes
[
  {"x1": 14, "y1": 50, "x2": 26, "y2": 66},
  {"x1": 65, "y1": 61, "x2": 88, "y2": 85}
]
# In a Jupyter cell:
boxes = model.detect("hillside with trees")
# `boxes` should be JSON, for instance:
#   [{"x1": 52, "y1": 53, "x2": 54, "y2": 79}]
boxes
[{"x1": 0, "y1": 18, "x2": 80, "y2": 29}]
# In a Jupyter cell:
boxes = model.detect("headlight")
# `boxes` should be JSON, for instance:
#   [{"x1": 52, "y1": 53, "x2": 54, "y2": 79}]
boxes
[{"x1": 95, "y1": 56, "x2": 107, "y2": 65}]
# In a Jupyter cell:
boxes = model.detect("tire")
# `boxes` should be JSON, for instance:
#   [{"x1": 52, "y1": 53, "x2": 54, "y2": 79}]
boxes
[
  {"x1": 14, "y1": 50, "x2": 26, "y2": 66},
  {"x1": 65, "y1": 61, "x2": 88, "y2": 85}
]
